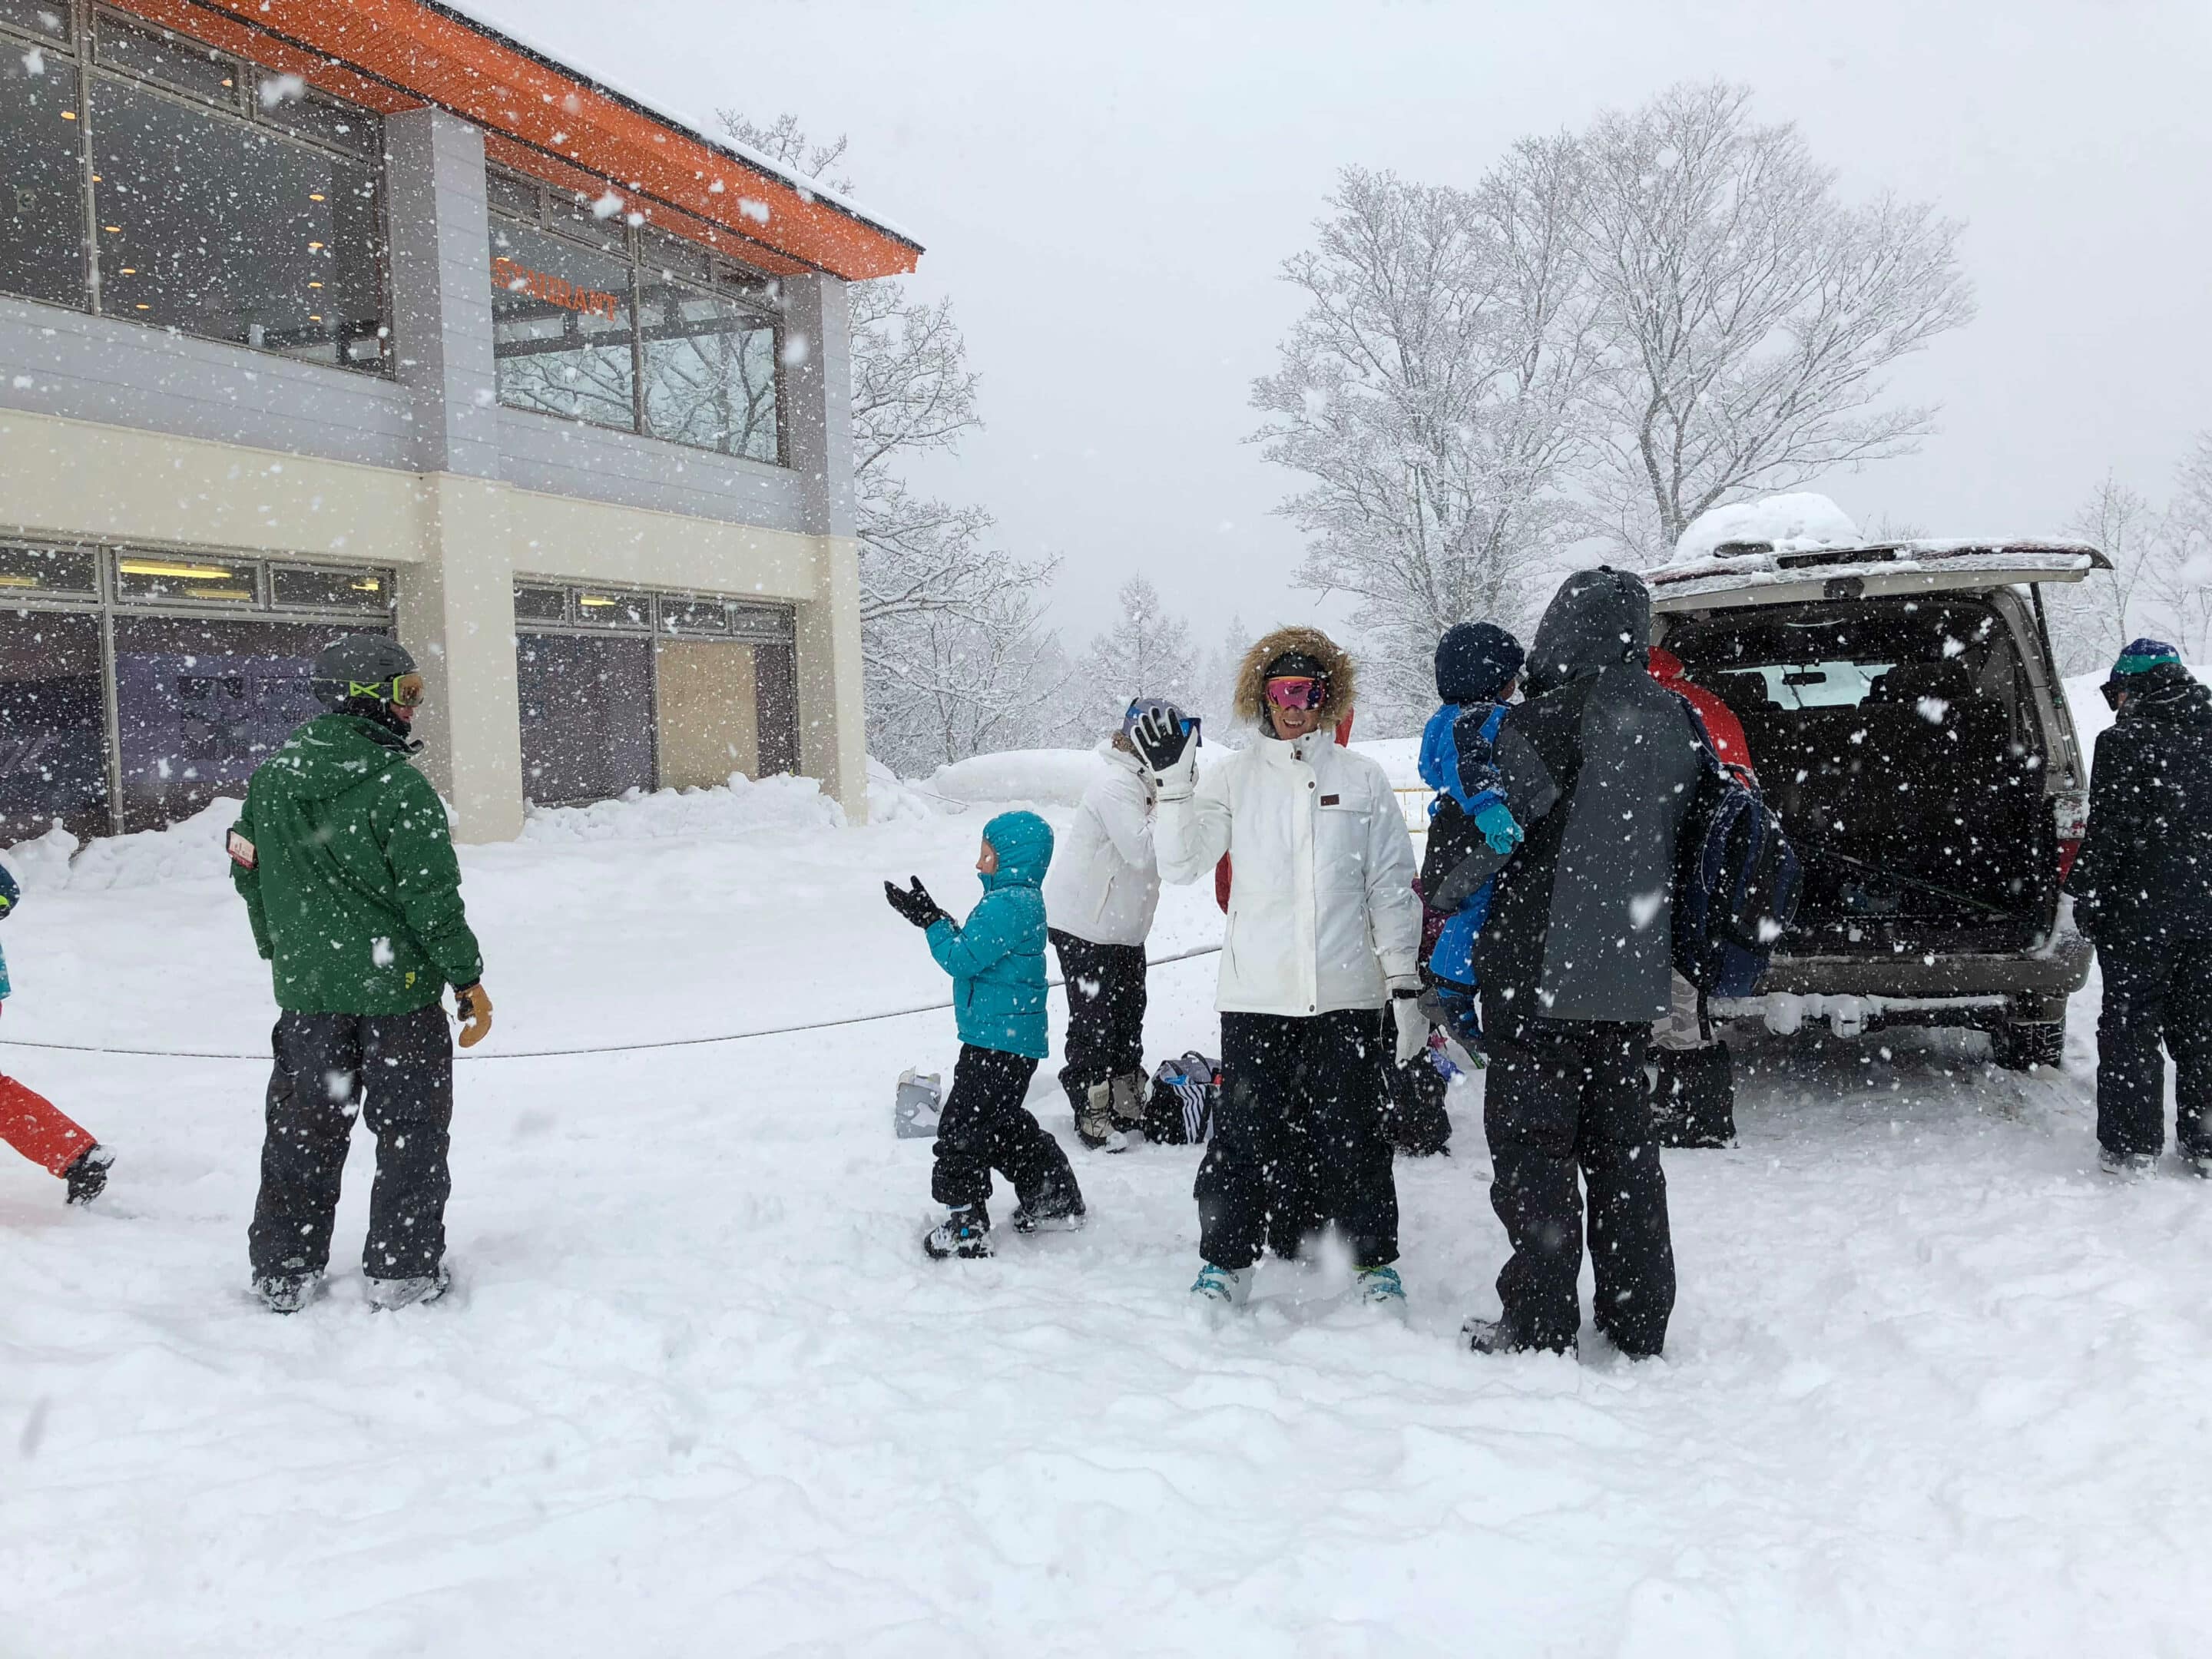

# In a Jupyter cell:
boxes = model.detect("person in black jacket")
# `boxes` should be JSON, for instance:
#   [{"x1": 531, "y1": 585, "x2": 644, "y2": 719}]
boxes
[
  {"x1": 2064, "y1": 639, "x2": 2212, "y2": 1180},
  {"x1": 1464, "y1": 568, "x2": 1706, "y2": 1359}
]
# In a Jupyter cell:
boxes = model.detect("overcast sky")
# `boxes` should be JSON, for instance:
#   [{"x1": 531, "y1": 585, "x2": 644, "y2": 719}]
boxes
[{"x1": 475, "y1": 0, "x2": 2212, "y2": 653}]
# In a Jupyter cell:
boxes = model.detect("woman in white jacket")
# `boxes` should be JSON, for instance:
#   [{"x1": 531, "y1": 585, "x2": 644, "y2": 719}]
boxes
[
  {"x1": 1041, "y1": 717, "x2": 1161, "y2": 1149},
  {"x1": 1131, "y1": 627, "x2": 1425, "y2": 1310}
]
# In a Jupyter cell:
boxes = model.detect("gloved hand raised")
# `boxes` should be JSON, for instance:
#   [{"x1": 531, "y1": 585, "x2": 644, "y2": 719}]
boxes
[
  {"x1": 1388, "y1": 975, "x2": 1429, "y2": 1067},
  {"x1": 453, "y1": 982, "x2": 492, "y2": 1049},
  {"x1": 1473, "y1": 799, "x2": 1523, "y2": 856},
  {"x1": 1129, "y1": 704, "x2": 1195, "y2": 775},
  {"x1": 884, "y1": 876, "x2": 950, "y2": 930}
]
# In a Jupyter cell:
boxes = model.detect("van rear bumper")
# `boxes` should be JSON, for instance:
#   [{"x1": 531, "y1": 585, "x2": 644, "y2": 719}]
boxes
[{"x1": 1738, "y1": 939, "x2": 2093, "y2": 1005}]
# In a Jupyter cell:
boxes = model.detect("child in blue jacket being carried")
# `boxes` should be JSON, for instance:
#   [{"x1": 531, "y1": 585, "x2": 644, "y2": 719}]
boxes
[
  {"x1": 885, "y1": 810, "x2": 1086, "y2": 1259},
  {"x1": 1417, "y1": 622, "x2": 1526, "y2": 1057}
]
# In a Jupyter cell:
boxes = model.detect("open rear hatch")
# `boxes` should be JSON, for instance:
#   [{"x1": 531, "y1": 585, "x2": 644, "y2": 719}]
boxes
[{"x1": 1654, "y1": 540, "x2": 2108, "y2": 965}]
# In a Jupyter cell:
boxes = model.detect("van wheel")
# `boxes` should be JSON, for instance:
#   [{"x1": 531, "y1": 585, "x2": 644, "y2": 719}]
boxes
[{"x1": 1992, "y1": 1017, "x2": 2065, "y2": 1071}]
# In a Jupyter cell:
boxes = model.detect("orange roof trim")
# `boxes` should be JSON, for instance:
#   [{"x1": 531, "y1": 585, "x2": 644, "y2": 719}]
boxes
[{"x1": 103, "y1": 0, "x2": 922, "y2": 282}]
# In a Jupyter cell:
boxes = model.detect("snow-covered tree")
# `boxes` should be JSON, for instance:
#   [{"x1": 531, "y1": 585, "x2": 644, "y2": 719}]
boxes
[
  {"x1": 1252, "y1": 151, "x2": 1599, "y2": 727},
  {"x1": 1074, "y1": 576, "x2": 1197, "y2": 737},
  {"x1": 1577, "y1": 83, "x2": 1975, "y2": 561},
  {"x1": 717, "y1": 111, "x2": 1065, "y2": 773},
  {"x1": 2046, "y1": 475, "x2": 2164, "y2": 676},
  {"x1": 2149, "y1": 435, "x2": 2212, "y2": 662}
]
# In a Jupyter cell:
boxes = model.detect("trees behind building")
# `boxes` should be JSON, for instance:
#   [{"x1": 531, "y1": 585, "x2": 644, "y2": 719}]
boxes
[{"x1": 1255, "y1": 81, "x2": 1977, "y2": 725}]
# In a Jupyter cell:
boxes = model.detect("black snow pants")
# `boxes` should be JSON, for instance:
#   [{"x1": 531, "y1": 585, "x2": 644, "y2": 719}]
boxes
[
  {"x1": 1050, "y1": 928, "x2": 1147, "y2": 1097},
  {"x1": 1481, "y1": 1005, "x2": 1675, "y2": 1357},
  {"x1": 248, "y1": 1003, "x2": 454, "y2": 1283},
  {"x1": 931, "y1": 1043, "x2": 1083, "y2": 1218},
  {"x1": 1197, "y1": 1008, "x2": 1399, "y2": 1271},
  {"x1": 2094, "y1": 933, "x2": 2212, "y2": 1158}
]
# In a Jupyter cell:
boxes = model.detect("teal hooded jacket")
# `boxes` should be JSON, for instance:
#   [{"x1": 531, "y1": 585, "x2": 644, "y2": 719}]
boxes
[{"x1": 927, "y1": 809, "x2": 1055, "y2": 1059}]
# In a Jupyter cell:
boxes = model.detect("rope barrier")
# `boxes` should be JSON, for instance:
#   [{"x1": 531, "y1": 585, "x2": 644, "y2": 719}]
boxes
[{"x1": 0, "y1": 942, "x2": 1224, "y2": 1065}]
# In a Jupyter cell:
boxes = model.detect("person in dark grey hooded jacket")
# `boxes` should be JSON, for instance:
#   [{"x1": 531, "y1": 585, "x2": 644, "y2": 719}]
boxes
[{"x1": 1466, "y1": 567, "x2": 1705, "y2": 1359}]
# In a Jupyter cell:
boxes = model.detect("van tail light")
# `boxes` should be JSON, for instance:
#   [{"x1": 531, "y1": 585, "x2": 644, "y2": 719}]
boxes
[{"x1": 2055, "y1": 790, "x2": 2089, "y2": 884}]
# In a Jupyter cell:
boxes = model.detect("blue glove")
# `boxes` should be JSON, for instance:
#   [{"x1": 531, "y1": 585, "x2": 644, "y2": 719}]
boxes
[{"x1": 1473, "y1": 800, "x2": 1522, "y2": 856}]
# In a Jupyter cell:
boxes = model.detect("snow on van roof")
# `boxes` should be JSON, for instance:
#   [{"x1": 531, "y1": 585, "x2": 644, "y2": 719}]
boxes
[{"x1": 1651, "y1": 538, "x2": 2104, "y2": 584}]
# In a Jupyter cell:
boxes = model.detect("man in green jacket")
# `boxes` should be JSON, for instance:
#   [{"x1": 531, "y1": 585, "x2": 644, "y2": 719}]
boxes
[{"x1": 230, "y1": 635, "x2": 490, "y2": 1313}]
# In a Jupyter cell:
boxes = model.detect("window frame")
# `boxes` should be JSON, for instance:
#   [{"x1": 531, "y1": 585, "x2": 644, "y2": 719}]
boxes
[
  {"x1": 0, "y1": 0, "x2": 393, "y2": 375},
  {"x1": 488, "y1": 162, "x2": 789, "y2": 466}
]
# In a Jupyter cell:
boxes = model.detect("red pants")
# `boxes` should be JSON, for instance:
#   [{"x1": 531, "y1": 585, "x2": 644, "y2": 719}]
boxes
[{"x1": 0, "y1": 1009, "x2": 94, "y2": 1177}]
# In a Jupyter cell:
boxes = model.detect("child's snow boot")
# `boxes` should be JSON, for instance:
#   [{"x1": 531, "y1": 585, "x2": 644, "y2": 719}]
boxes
[
  {"x1": 366, "y1": 1264, "x2": 452, "y2": 1311},
  {"x1": 62, "y1": 1144, "x2": 113, "y2": 1206},
  {"x1": 1356, "y1": 1264, "x2": 1407, "y2": 1310},
  {"x1": 922, "y1": 1204, "x2": 993, "y2": 1260},
  {"x1": 254, "y1": 1269, "x2": 325, "y2": 1315},
  {"x1": 1189, "y1": 1261, "x2": 1252, "y2": 1310},
  {"x1": 1012, "y1": 1180, "x2": 1087, "y2": 1235},
  {"x1": 1073, "y1": 1081, "x2": 1125, "y2": 1152}
]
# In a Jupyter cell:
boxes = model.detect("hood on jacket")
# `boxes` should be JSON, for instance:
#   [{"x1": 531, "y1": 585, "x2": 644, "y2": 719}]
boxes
[
  {"x1": 1417, "y1": 705, "x2": 1462, "y2": 794},
  {"x1": 982, "y1": 809, "x2": 1054, "y2": 888},
  {"x1": 257, "y1": 713, "x2": 417, "y2": 803},
  {"x1": 1526, "y1": 567, "x2": 1651, "y2": 697},
  {"x1": 1233, "y1": 625, "x2": 1357, "y2": 727}
]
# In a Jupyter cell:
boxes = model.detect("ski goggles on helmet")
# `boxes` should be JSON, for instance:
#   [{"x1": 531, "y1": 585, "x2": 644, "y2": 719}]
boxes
[
  {"x1": 1263, "y1": 675, "x2": 1328, "y2": 710},
  {"x1": 351, "y1": 672, "x2": 426, "y2": 709}
]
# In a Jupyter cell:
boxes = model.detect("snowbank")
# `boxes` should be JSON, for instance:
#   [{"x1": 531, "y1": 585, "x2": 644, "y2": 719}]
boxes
[
  {"x1": 1672, "y1": 492, "x2": 1862, "y2": 562},
  {"x1": 520, "y1": 772, "x2": 841, "y2": 844},
  {"x1": 1351, "y1": 735, "x2": 1426, "y2": 789},
  {"x1": 921, "y1": 746, "x2": 1104, "y2": 808},
  {"x1": 1, "y1": 797, "x2": 240, "y2": 894}
]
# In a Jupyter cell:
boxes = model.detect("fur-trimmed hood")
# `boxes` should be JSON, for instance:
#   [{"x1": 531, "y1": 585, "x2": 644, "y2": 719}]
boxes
[{"x1": 1232, "y1": 626, "x2": 1358, "y2": 727}]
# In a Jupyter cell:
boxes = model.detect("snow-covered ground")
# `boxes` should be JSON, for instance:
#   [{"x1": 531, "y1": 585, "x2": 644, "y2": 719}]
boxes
[{"x1": 5, "y1": 718, "x2": 2211, "y2": 1656}]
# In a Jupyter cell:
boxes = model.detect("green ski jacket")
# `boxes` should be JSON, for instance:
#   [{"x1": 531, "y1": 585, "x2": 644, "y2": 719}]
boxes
[{"x1": 230, "y1": 713, "x2": 484, "y2": 1015}]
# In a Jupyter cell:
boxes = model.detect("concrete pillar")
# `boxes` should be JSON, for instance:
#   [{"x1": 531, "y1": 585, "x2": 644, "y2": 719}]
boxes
[
  {"x1": 401, "y1": 475, "x2": 524, "y2": 842},
  {"x1": 783, "y1": 271, "x2": 868, "y2": 820},
  {"x1": 382, "y1": 108, "x2": 501, "y2": 479},
  {"x1": 382, "y1": 105, "x2": 520, "y2": 840}
]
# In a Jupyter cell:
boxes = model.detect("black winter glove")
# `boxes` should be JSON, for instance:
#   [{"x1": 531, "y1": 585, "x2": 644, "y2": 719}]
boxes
[
  {"x1": 1130, "y1": 704, "x2": 1194, "y2": 773},
  {"x1": 884, "y1": 876, "x2": 950, "y2": 930}
]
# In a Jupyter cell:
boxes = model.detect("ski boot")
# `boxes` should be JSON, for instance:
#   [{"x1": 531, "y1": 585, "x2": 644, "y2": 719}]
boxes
[
  {"x1": 2183, "y1": 1149, "x2": 2212, "y2": 1181},
  {"x1": 1072, "y1": 1081, "x2": 1126, "y2": 1153},
  {"x1": 922, "y1": 1204, "x2": 993, "y2": 1260},
  {"x1": 1462, "y1": 1316, "x2": 1515, "y2": 1355},
  {"x1": 254, "y1": 1268, "x2": 326, "y2": 1315},
  {"x1": 2098, "y1": 1147, "x2": 2158, "y2": 1181},
  {"x1": 1189, "y1": 1261, "x2": 1252, "y2": 1310},
  {"x1": 62, "y1": 1144, "x2": 114, "y2": 1206},
  {"x1": 1356, "y1": 1265, "x2": 1407, "y2": 1310},
  {"x1": 366, "y1": 1264, "x2": 452, "y2": 1311}
]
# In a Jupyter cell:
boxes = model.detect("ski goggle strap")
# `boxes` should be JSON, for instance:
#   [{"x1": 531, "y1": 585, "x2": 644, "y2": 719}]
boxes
[
  {"x1": 1263, "y1": 675, "x2": 1328, "y2": 710},
  {"x1": 352, "y1": 672, "x2": 426, "y2": 709}
]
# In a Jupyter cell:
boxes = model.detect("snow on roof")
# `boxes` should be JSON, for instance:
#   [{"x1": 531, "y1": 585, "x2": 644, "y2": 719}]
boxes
[
  {"x1": 420, "y1": 0, "x2": 918, "y2": 250},
  {"x1": 1672, "y1": 493, "x2": 1863, "y2": 564}
]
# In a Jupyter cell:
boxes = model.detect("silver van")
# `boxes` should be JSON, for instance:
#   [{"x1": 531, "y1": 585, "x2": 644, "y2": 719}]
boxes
[{"x1": 1650, "y1": 539, "x2": 2108, "y2": 1068}]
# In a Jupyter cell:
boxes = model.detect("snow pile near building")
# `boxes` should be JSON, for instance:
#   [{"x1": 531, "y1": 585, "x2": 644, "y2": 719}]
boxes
[
  {"x1": 1671, "y1": 492, "x2": 1863, "y2": 563},
  {"x1": 2, "y1": 797, "x2": 242, "y2": 895},
  {"x1": 922, "y1": 746, "x2": 1104, "y2": 808},
  {"x1": 520, "y1": 772, "x2": 842, "y2": 846}
]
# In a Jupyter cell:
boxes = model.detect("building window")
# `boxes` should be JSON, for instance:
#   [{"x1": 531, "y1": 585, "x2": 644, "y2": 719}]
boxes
[
  {"x1": 488, "y1": 166, "x2": 786, "y2": 465},
  {"x1": 0, "y1": 3, "x2": 389, "y2": 372}
]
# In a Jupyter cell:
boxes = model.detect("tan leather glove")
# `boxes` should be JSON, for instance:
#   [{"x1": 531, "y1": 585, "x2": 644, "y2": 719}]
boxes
[{"x1": 454, "y1": 982, "x2": 493, "y2": 1049}]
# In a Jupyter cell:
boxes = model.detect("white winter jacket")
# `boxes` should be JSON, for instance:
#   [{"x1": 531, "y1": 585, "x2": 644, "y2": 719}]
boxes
[
  {"x1": 1043, "y1": 740, "x2": 1161, "y2": 947},
  {"x1": 1154, "y1": 730, "x2": 1421, "y2": 1015}
]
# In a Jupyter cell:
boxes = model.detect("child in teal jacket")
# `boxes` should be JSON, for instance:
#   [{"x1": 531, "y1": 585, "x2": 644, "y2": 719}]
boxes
[{"x1": 885, "y1": 810, "x2": 1086, "y2": 1259}]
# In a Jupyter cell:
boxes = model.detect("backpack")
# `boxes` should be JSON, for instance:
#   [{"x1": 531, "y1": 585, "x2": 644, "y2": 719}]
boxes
[
  {"x1": 1672, "y1": 727, "x2": 1801, "y2": 998},
  {"x1": 1144, "y1": 1051, "x2": 1220, "y2": 1144}
]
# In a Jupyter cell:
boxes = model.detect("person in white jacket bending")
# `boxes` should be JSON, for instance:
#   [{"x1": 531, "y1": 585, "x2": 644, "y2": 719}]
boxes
[
  {"x1": 1042, "y1": 710, "x2": 1163, "y2": 1150},
  {"x1": 1130, "y1": 626, "x2": 1426, "y2": 1311}
]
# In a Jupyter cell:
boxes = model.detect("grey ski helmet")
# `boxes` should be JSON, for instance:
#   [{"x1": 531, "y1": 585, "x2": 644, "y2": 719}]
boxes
[{"x1": 312, "y1": 634, "x2": 419, "y2": 709}]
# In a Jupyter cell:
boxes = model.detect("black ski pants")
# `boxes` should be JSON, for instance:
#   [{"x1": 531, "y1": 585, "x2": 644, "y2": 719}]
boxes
[
  {"x1": 2094, "y1": 932, "x2": 2212, "y2": 1158},
  {"x1": 1050, "y1": 929, "x2": 1147, "y2": 1097},
  {"x1": 1197, "y1": 1008, "x2": 1399, "y2": 1272},
  {"x1": 248, "y1": 1004, "x2": 453, "y2": 1283},
  {"x1": 1481, "y1": 1004, "x2": 1675, "y2": 1357},
  {"x1": 931, "y1": 1043, "x2": 1082, "y2": 1217}
]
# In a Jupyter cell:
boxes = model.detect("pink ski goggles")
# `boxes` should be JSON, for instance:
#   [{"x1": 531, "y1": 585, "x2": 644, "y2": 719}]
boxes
[{"x1": 1263, "y1": 675, "x2": 1328, "y2": 710}]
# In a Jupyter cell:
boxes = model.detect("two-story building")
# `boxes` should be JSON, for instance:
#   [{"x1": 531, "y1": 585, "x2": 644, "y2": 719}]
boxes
[{"x1": 0, "y1": 0, "x2": 916, "y2": 843}]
